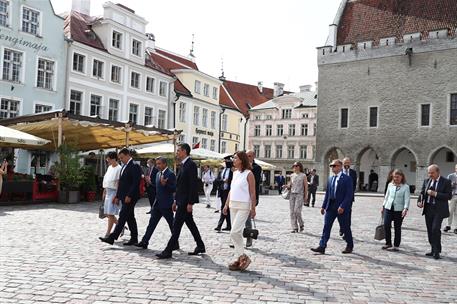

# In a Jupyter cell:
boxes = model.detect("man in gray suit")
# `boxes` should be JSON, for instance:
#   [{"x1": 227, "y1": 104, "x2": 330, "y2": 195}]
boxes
[{"x1": 444, "y1": 164, "x2": 457, "y2": 234}]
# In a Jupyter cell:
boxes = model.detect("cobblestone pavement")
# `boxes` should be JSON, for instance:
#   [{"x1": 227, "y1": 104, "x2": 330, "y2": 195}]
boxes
[{"x1": 1, "y1": 194, "x2": 456, "y2": 304}]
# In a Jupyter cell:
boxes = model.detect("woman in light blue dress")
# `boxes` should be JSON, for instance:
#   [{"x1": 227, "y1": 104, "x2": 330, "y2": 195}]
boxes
[{"x1": 102, "y1": 152, "x2": 122, "y2": 238}]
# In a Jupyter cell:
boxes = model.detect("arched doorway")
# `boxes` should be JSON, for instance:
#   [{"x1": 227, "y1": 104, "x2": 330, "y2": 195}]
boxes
[
  {"x1": 322, "y1": 147, "x2": 344, "y2": 189},
  {"x1": 391, "y1": 147, "x2": 417, "y2": 192},
  {"x1": 357, "y1": 147, "x2": 380, "y2": 192},
  {"x1": 429, "y1": 147, "x2": 457, "y2": 177}
]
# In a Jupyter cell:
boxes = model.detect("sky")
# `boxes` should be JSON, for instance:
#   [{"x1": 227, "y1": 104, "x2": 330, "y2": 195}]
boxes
[{"x1": 51, "y1": 0, "x2": 342, "y2": 92}]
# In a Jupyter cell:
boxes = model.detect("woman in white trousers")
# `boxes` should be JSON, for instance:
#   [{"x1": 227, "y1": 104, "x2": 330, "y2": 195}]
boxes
[{"x1": 223, "y1": 151, "x2": 256, "y2": 271}]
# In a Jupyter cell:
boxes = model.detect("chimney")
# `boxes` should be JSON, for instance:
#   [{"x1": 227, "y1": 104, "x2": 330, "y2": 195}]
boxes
[
  {"x1": 145, "y1": 33, "x2": 155, "y2": 51},
  {"x1": 273, "y1": 82, "x2": 284, "y2": 97},
  {"x1": 72, "y1": 0, "x2": 90, "y2": 15},
  {"x1": 299, "y1": 85, "x2": 312, "y2": 93},
  {"x1": 258, "y1": 81, "x2": 263, "y2": 93},
  {"x1": 328, "y1": 24, "x2": 337, "y2": 49}
]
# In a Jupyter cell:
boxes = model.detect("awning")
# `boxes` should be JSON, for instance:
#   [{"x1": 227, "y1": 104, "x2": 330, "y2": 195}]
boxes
[
  {"x1": 0, "y1": 110, "x2": 178, "y2": 151},
  {"x1": 0, "y1": 125, "x2": 50, "y2": 148},
  {"x1": 255, "y1": 159, "x2": 276, "y2": 170},
  {"x1": 136, "y1": 143, "x2": 225, "y2": 160}
]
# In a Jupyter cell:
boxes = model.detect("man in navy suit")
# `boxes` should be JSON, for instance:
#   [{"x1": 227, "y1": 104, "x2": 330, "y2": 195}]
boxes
[
  {"x1": 340, "y1": 157, "x2": 357, "y2": 238},
  {"x1": 418, "y1": 164, "x2": 452, "y2": 259},
  {"x1": 100, "y1": 148, "x2": 142, "y2": 246},
  {"x1": 311, "y1": 159, "x2": 354, "y2": 254},
  {"x1": 156, "y1": 143, "x2": 205, "y2": 259},
  {"x1": 145, "y1": 158, "x2": 158, "y2": 214},
  {"x1": 135, "y1": 157, "x2": 177, "y2": 249}
]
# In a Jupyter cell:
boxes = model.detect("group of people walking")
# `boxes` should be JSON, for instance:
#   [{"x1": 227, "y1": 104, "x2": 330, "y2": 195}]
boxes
[{"x1": 98, "y1": 144, "x2": 261, "y2": 271}]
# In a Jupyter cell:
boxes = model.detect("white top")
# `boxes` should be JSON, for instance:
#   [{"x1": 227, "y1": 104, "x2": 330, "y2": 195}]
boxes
[
  {"x1": 202, "y1": 170, "x2": 215, "y2": 184},
  {"x1": 230, "y1": 170, "x2": 252, "y2": 203},
  {"x1": 103, "y1": 165, "x2": 122, "y2": 190}
]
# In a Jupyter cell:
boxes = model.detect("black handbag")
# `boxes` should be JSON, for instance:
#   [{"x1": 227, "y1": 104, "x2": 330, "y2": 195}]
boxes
[
  {"x1": 374, "y1": 214, "x2": 385, "y2": 241},
  {"x1": 98, "y1": 204, "x2": 106, "y2": 219},
  {"x1": 243, "y1": 219, "x2": 259, "y2": 239}
]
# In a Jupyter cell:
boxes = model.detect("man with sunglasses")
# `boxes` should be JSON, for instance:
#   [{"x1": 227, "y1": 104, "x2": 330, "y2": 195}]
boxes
[{"x1": 311, "y1": 159, "x2": 354, "y2": 254}]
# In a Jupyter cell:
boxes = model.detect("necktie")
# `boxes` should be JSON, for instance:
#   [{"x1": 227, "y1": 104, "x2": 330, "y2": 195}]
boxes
[
  {"x1": 330, "y1": 175, "x2": 337, "y2": 199},
  {"x1": 429, "y1": 180, "x2": 436, "y2": 204}
]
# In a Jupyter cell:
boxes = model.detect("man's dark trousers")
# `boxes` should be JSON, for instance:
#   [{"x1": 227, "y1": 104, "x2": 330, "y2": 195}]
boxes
[
  {"x1": 111, "y1": 200, "x2": 138, "y2": 241},
  {"x1": 217, "y1": 190, "x2": 231, "y2": 229},
  {"x1": 425, "y1": 204, "x2": 443, "y2": 254},
  {"x1": 142, "y1": 206, "x2": 174, "y2": 245},
  {"x1": 319, "y1": 201, "x2": 353, "y2": 249},
  {"x1": 163, "y1": 204, "x2": 204, "y2": 254}
]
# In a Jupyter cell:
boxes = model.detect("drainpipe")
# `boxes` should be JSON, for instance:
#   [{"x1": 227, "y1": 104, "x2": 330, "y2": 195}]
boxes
[
  {"x1": 63, "y1": 37, "x2": 73, "y2": 111},
  {"x1": 243, "y1": 116, "x2": 249, "y2": 150}
]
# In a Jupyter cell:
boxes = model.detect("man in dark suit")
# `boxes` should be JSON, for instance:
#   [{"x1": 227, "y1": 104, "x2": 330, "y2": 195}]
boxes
[
  {"x1": 145, "y1": 158, "x2": 158, "y2": 214},
  {"x1": 135, "y1": 157, "x2": 177, "y2": 249},
  {"x1": 418, "y1": 164, "x2": 452, "y2": 259},
  {"x1": 368, "y1": 169, "x2": 379, "y2": 192},
  {"x1": 311, "y1": 159, "x2": 354, "y2": 254},
  {"x1": 276, "y1": 174, "x2": 285, "y2": 194},
  {"x1": 246, "y1": 150, "x2": 262, "y2": 247},
  {"x1": 307, "y1": 169, "x2": 319, "y2": 207},
  {"x1": 156, "y1": 143, "x2": 205, "y2": 259},
  {"x1": 100, "y1": 148, "x2": 142, "y2": 246},
  {"x1": 341, "y1": 157, "x2": 357, "y2": 238},
  {"x1": 214, "y1": 156, "x2": 233, "y2": 231}
]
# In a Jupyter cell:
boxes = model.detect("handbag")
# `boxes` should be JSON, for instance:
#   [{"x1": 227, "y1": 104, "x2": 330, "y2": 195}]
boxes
[
  {"x1": 374, "y1": 214, "x2": 385, "y2": 240},
  {"x1": 281, "y1": 188, "x2": 290, "y2": 200},
  {"x1": 243, "y1": 219, "x2": 259, "y2": 239},
  {"x1": 98, "y1": 204, "x2": 106, "y2": 219}
]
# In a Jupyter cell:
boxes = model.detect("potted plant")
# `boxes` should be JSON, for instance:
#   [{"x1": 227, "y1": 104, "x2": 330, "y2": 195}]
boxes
[
  {"x1": 81, "y1": 165, "x2": 97, "y2": 202},
  {"x1": 55, "y1": 144, "x2": 84, "y2": 203}
]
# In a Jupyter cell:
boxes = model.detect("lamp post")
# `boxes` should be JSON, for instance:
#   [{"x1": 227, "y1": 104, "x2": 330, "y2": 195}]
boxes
[{"x1": 218, "y1": 107, "x2": 225, "y2": 153}]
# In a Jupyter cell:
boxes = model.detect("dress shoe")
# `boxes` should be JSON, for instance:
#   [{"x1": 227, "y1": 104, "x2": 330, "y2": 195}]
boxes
[
  {"x1": 391, "y1": 247, "x2": 399, "y2": 252},
  {"x1": 425, "y1": 252, "x2": 434, "y2": 256},
  {"x1": 299, "y1": 226, "x2": 304, "y2": 232},
  {"x1": 134, "y1": 242, "x2": 148, "y2": 249},
  {"x1": 229, "y1": 244, "x2": 234, "y2": 248},
  {"x1": 311, "y1": 246, "x2": 325, "y2": 254},
  {"x1": 291, "y1": 229, "x2": 298, "y2": 233},
  {"x1": 188, "y1": 247, "x2": 206, "y2": 255},
  {"x1": 214, "y1": 227, "x2": 221, "y2": 232},
  {"x1": 238, "y1": 254, "x2": 251, "y2": 271},
  {"x1": 443, "y1": 226, "x2": 451, "y2": 232},
  {"x1": 206, "y1": 204, "x2": 211, "y2": 208},
  {"x1": 214, "y1": 210, "x2": 219, "y2": 213},
  {"x1": 156, "y1": 252, "x2": 172, "y2": 259},
  {"x1": 222, "y1": 227, "x2": 231, "y2": 231},
  {"x1": 382, "y1": 244, "x2": 392, "y2": 250},
  {"x1": 99, "y1": 236, "x2": 114, "y2": 245},
  {"x1": 123, "y1": 239, "x2": 138, "y2": 246},
  {"x1": 342, "y1": 247, "x2": 353, "y2": 254},
  {"x1": 433, "y1": 253, "x2": 441, "y2": 260},
  {"x1": 228, "y1": 260, "x2": 241, "y2": 271}
]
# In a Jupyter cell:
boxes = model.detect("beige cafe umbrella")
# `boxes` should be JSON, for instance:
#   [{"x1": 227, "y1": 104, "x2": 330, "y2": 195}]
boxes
[{"x1": 0, "y1": 125, "x2": 50, "y2": 148}]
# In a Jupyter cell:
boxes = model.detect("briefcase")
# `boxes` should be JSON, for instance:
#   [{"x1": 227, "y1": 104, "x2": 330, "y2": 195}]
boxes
[
  {"x1": 243, "y1": 219, "x2": 259, "y2": 239},
  {"x1": 98, "y1": 204, "x2": 106, "y2": 219},
  {"x1": 374, "y1": 215, "x2": 385, "y2": 241}
]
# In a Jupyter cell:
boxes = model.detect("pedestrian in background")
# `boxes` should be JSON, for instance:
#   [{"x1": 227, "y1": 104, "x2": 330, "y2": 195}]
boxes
[
  {"x1": 286, "y1": 162, "x2": 308, "y2": 233},
  {"x1": 223, "y1": 151, "x2": 256, "y2": 271},
  {"x1": 444, "y1": 164, "x2": 457, "y2": 234},
  {"x1": 382, "y1": 169, "x2": 410, "y2": 251},
  {"x1": 0, "y1": 159, "x2": 7, "y2": 196},
  {"x1": 384, "y1": 169, "x2": 395, "y2": 195},
  {"x1": 307, "y1": 169, "x2": 319, "y2": 207},
  {"x1": 201, "y1": 165, "x2": 215, "y2": 208},
  {"x1": 246, "y1": 150, "x2": 262, "y2": 248},
  {"x1": 215, "y1": 157, "x2": 233, "y2": 232},
  {"x1": 145, "y1": 158, "x2": 158, "y2": 214},
  {"x1": 101, "y1": 152, "x2": 122, "y2": 238}
]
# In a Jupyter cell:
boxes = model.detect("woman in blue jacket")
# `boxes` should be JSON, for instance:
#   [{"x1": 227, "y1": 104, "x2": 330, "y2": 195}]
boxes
[{"x1": 382, "y1": 169, "x2": 410, "y2": 251}]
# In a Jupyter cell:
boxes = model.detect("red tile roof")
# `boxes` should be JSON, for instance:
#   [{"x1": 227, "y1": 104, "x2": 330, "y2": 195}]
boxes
[
  {"x1": 64, "y1": 11, "x2": 106, "y2": 52},
  {"x1": 221, "y1": 80, "x2": 275, "y2": 117},
  {"x1": 337, "y1": 0, "x2": 457, "y2": 45},
  {"x1": 155, "y1": 49, "x2": 199, "y2": 70}
]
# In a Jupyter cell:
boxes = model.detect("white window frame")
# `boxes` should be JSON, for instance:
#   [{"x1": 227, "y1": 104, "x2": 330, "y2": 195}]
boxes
[
  {"x1": 35, "y1": 56, "x2": 56, "y2": 91},
  {"x1": 131, "y1": 38, "x2": 142, "y2": 57},
  {"x1": 33, "y1": 101, "x2": 53, "y2": 114},
  {"x1": 193, "y1": 106, "x2": 200, "y2": 126},
  {"x1": 128, "y1": 102, "x2": 139, "y2": 124},
  {"x1": 144, "y1": 106, "x2": 154, "y2": 126},
  {"x1": 210, "y1": 139, "x2": 215, "y2": 151},
  {"x1": 130, "y1": 70, "x2": 141, "y2": 90},
  {"x1": 146, "y1": 76, "x2": 155, "y2": 94},
  {"x1": 288, "y1": 124, "x2": 295, "y2": 136},
  {"x1": 179, "y1": 102, "x2": 186, "y2": 123},
  {"x1": 276, "y1": 145, "x2": 283, "y2": 158},
  {"x1": 254, "y1": 125, "x2": 261, "y2": 136},
  {"x1": 159, "y1": 81, "x2": 168, "y2": 97},
  {"x1": 0, "y1": 0, "x2": 11, "y2": 28},
  {"x1": 300, "y1": 145, "x2": 308, "y2": 159},
  {"x1": 418, "y1": 103, "x2": 432, "y2": 128},
  {"x1": 368, "y1": 106, "x2": 379, "y2": 128},
  {"x1": 109, "y1": 63, "x2": 122, "y2": 85},
  {"x1": 212, "y1": 87, "x2": 218, "y2": 100},
  {"x1": 108, "y1": 97, "x2": 120, "y2": 121},
  {"x1": 91, "y1": 57, "x2": 105, "y2": 80},
  {"x1": 221, "y1": 141, "x2": 227, "y2": 154},
  {"x1": 1, "y1": 47, "x2": 25, "y2": 84},
  {"x1": 71, "y1": 51, "x2": 87, "y2": 75},
  {"x1": 201, "y1": 138, "x2": 208, "y2": 149},
  {"x1": 221, "y1": 114, "x2": 228, "y2": 131},
  {"x1": 20, "y1": 5, "x2": 42, "y2": 37},
  {"x1": 194, "y1": 80, "x2": 201, "y2": 94},
  {"x1": 266, "y1": 125, "x2": 272, "y2": 136},
  {"x1": 339, "y1": 107, "x2": 349, "y2": 129},
  {"x1": 89, "y1": 93, "x2": 103, "y2": 117},
  {"x1": 449, "y1": 93, "x2": 457, "y2": 127},
  {"x1": 210, "y1": 111, "x2": 216, "y2": 129},
  {"x1": 264, "y1": 145, "x2": 271, "y2": 158},
  {"x1": 0, "y1": 96, "x2": 22, "y2": 119},
  {"x1": 68, "y1": 88, "x2": 84, "y2": 115},
  {"x1": 203, "y1": 83, "x2": 209, "y2": 97},
  {"x1": 159, "y1": 109, "x2": 167, "y2": 129},
  {"x1": 112, "y1": 30, "x2": 123, "y2": 50},
  {"x1": 202, "y1": 108, "x2": 208, "y2": 128}
]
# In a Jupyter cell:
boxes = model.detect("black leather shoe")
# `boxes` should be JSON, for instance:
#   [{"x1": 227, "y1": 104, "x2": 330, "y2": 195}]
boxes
[
  {"x1": 156, "y1": 252, "x2": 172, "y2": 259},
  {"x1": 311, "y1": 246, "x2": 325, "y2": 254},
  {"x1": 134, "y1": 242, "x2": 148, "y2": 249},
  {"x1": 222, "y1": 227, "x2": 231, "y2": 231},
  {"x1": 172, "y1": 242, "x2": 180, "y2": 251},
  {"x1": 123, "y1": 239, "x2": 138, "y2": 246},
  {"x1": 229, "y1": 244, "x2": 234, "y2": 248},
  {"x1": 342, "y1": 247, "x2": 353, "y2": 254},
  {"x1": 339, "y1": 231, "x2": 344, "y2": 237},
  {"x1": 425, "y1": 252, "x2": 434, "y2": 256},
  {"x1": 214, "y1": 227, "x2": 221, "y2": 232},
  {"x1": 188, "y1": 247, "x2": 206, "y2": 255},
  {"x1": 433, "y1": 253, "x2": 441, "y2": 260},
  {"x1": 99, "y1": 236, "x2": 114, "y2": 245},
  {"x1": 443, "y1": 226, "x2": 451, "y2": 232}
]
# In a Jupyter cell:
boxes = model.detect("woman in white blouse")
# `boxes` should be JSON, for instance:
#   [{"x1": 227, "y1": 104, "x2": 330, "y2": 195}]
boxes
[
  {"x1": 102, "y1": 152, "x2": 122, "y2": 238},
  {"x1": 0, "y1": 159, "x2": 7, "y2": 196},
  {"x1": 223, "y1": 151, "x2": 256, "y2": 271}
]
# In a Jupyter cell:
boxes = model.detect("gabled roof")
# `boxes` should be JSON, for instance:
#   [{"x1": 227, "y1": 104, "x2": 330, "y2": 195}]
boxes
[
  {"x1": 221, "y1": 80, "x2": 275, "y2": 117},
  {"x1": 337, "y1": 0, "x2": 457, "y2": 45},
  {"x1": 64, "y1": 11, "x2": 106, "y2": 51},
  {"x1": 155, "y1": 48, "x2": 199, "y2": 70}
]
